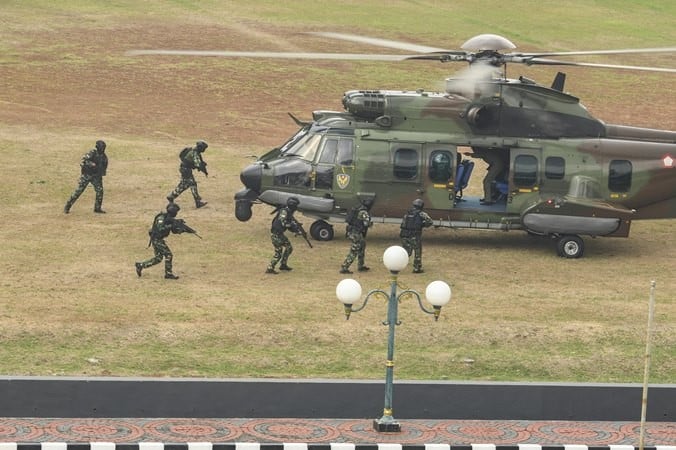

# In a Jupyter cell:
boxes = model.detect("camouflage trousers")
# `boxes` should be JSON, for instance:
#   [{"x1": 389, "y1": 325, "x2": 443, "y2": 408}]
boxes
[
  {"x1": 65, "y1": 175, "x2": 103, "y2": 210},
  {"x1": 168, "y1": 174, "x2": 202, "y2": 205},
  {"x1": 401, "y1": 235, "x2": 423, "y2": 271},
  {"x1": 341, "y1": 232, "x2": 366, "y2": 270},
  {"x1": 268, "y1": 232, "x2": 293, "y2": 270},
  {"x1": 139, "y1": 238, "x2": 173, "y2": 275}
]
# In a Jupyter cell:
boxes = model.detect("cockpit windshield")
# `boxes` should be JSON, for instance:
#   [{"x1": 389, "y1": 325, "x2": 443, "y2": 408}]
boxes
[{"x1": 279, "y1": 125, "x2": 325, "y2": 161}]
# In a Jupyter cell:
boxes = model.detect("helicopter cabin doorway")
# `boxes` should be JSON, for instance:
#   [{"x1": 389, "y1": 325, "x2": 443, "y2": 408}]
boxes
[{"x1": 423, "y1": 144, "x2": 459, "y2": 210}]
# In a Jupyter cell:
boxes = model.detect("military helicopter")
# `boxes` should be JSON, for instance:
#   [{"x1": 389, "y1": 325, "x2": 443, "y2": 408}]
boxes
[{"x1": 130, "y1": 33, "x2": 676, "y2": 258}]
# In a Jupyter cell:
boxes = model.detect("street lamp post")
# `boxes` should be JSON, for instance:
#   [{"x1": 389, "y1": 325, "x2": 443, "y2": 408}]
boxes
[{"x1": 336, "y1": 245, "x2": 452, "y2": 433}]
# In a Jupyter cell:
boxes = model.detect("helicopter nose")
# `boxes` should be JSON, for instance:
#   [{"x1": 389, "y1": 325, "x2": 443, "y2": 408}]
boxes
[{"x1": 240, "y1": 163, "x2": 262, "y2": 193}]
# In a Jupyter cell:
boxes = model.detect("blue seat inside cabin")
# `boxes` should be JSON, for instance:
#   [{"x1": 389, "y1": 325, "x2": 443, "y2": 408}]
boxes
[{"x1": 454, "y1": 159, "x2": 474, "y2": 200}]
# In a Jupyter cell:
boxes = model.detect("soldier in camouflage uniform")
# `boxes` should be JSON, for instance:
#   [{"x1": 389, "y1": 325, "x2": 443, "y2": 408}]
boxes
[
  {"x1": 340, "y1": 198, "x2": 374, "y2": 274},
  {"x1": 399, "y1": 198, "x2": 433, "y2": 273},
  {"x1": 266, "y1": 197, "x2": 302, "y2": 274},
  {"x1": 167, "y1": 140, "x2": 209, "y2": 208},
  {"x1": 64, "y1": 140, "x2": 108, "y2": 213},
  {"x1": 135, "y1": 202, "x2": 186, "y2": 279}
]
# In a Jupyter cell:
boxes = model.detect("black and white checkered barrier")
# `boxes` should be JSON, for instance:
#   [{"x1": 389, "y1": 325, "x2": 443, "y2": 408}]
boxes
[{"x1": 1, "y1": 444, "x2": 675, "y2": 450}]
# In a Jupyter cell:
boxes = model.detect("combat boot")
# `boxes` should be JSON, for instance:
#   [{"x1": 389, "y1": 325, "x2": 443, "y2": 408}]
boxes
[
  {"x1": 340, "y1": 267, "x2": 353, "y2": 274},
  {"x1": 165, "y1": 273, "x2": 179, "y2": 279},
  {"x1": 358, "y1": 266, "x2": 370, "y2": 272},
  {"x1": 64, "y1": 203, "x2": 71, "y2": 214},
  {"x1": 265, "y1": 267, "x2": 278, "y2": 274},
  {"x1": 196, "y1": 200, "x2": 208, "y2": 208},
  {"x1": 412, "y1": 268, "x2": 424, "y2": 274},
  {"x1": 279, "y1": 264, "x2": 292, "y2": 271},
  {"x1": 94, "y1": 208, "x2": 106, "y2": 213},
  {"x1": 135, "y1": 263, "x2": 143, "y2": 277}
]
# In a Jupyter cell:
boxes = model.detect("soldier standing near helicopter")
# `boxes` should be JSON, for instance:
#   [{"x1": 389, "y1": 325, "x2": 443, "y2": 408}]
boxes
[
  {"x1": 167, "y1": 140, "x2": 209, "y2": 208},
  {"x1": 400, "y1": 199, "x2": 433, "y2": 274},
  {"x1": 64, "y1": 140, "x2": 108, "y2": 214},
  {"x1": 266, "y1": 197, "x2": 303, "y2": 274},
  {"x1": 340, "y1": 198, "x2": 374, "y2": 274}
]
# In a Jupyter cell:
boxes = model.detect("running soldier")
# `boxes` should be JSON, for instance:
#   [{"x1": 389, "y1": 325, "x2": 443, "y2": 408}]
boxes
[
  {"x1": 167, "y1": 140, "x2": 209, "y2": 208},
  {"x1": 266, "y1": 197, "x2": 303, "y2": 274},
  {"x1": 399, "y1": 198, "x2": 433, "y2": 273},
  {"x1": 340, "y1": 198, "x2": 374, "y2": 274},
  {"x1": 135, "y1": 202, "x2": 194, "y2": 279},
  {"x1": 64, "y1": 140, "x2": 108, "y2": 213}
]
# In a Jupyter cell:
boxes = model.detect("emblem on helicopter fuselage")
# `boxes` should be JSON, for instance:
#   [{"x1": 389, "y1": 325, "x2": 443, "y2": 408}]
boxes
[{"x1": 336, "y1": 173, "x2": 351, "y2": 189}]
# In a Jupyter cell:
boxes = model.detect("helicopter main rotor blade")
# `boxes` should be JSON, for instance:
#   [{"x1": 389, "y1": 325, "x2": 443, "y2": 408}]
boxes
[
  {"x1": 524, "y1": 57, "x2": 676, "y2": 73},
  {"x1": 307, "y1": 31, "x2": 450, "y2": 53},
  {"x1": 514, "y1": 47, "x2": 676, "y2": 58},
  {"x1": 125, "y1": 49, "x2": 412, "y2": 61}
]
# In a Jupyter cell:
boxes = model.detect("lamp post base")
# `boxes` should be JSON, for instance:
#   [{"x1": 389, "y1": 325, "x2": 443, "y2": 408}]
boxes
[{"x1": 373, "y1": 417, "x2": 401, "y2": 432}]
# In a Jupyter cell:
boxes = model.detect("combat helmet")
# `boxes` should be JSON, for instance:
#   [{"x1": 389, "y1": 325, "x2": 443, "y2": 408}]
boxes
[
  {"x1": 412, "y1": 198, "x2": 424, "y2": 210},
  {"x1": 95, "y1": 140, "x2": 106, "y2": 152},
  {"x1": 286, "y1": 197, "x2": 300, "y2": 210},
  {"x1": 166, "y1": 202, "x2": 181, "y2": 216},
  {"x1": 195, "y1": 140, "x2": 208, "y2": 152}
]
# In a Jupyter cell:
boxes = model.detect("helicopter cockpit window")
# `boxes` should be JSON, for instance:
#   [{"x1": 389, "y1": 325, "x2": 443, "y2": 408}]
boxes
[
  {"x1": 429, "y1": 151, "x2": 453, "y2": 183},
  {"x1": 336, "y1": 139, "x2": 354, "y2": 166},
  {"x1": 394, "y1": 148, "x2": 418, "y2": 180},
  {"x1": 279, "y1": 126, "x2": 310, "y2": 154},
  {"x1": 545, "y1": 156, "x2": 565, "y2": 180},
  {"x1": 608, "y1": 160, "x2": 632, "y2": 192},
  {"x1": 283, "y1": 133, "x2": 322, "y2": 161},
  {"x1": 318, "y1": 139, "x2": 338, "y2": 164},
  {"x1": 513, "y1": 154, "x2": 538, "y2": 187}
]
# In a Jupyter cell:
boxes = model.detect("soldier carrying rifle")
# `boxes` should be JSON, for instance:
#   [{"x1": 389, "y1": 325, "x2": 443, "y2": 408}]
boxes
[
  {"x1": 266, "y1": 197, "x2": 310, "y2": 274},
  {"x1": 135, "y1": 202, "x2": 200, "y2": 280}
]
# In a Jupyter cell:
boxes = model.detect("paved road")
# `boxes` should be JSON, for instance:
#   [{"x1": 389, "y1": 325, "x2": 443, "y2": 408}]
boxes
[{"x1": 0, "y1": 418, "x2": 674, "y2": 446}]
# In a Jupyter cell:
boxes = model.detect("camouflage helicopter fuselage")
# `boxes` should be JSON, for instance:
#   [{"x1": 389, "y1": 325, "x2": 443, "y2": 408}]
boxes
[{"x1": 235, "y1": 74, "x2": 676, "y2": 257}]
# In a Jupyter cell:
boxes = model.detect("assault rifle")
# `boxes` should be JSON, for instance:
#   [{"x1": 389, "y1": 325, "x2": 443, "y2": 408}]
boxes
[
  {"x1": 295, "y1": 222, "x2": 313, "y2": 248},
  {"x1": 173, "y1": 218, "x2": 203, "y2": 239}
]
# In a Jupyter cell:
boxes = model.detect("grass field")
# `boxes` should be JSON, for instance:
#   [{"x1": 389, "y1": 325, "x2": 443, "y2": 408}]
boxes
[{"x1": 0, "y1": 1, "x2": 674, "y2": 383}]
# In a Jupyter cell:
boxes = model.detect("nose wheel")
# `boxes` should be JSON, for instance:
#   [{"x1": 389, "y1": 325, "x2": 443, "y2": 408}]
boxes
[
  {"x1": 309, "y1": 220, "x2": 334, "y2": 241},
  {"x1": 556, "y1": 234, "x2": 584, "y2": 258}
]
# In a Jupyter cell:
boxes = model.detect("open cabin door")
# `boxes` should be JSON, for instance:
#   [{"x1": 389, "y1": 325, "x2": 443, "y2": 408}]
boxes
[{"x1": 424, "y1": 144, "x2": 458, "y2": 210}]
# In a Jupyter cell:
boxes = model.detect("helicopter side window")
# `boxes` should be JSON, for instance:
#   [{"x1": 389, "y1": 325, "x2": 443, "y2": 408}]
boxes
[
  {"x1": 513, "y1": 154, "x2": 538, "y2": 187},
  {"x1": 608, "y1": 160, "x2": 632, "y2": 192},
  {"x1": 315, "y1": 138, "x2": 339, "y2": 190},
  {"x1": 394, "y1": 148, "x2": 418, "y2": 180},
  {"x1": 336, "y1": 139, "x2": 354, "y2": 166},
  {"x1": 545, "y1": 156, "x2": 565, "y2": 180}
]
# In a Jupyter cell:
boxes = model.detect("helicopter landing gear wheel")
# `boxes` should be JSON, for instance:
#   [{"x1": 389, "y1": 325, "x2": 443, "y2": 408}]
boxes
[
  {"x1": 309, "y1": 220, "x2": 334, "y2": 241},
  {"x1": 556, "y1": 234, "x2": 584, "y2": 258},
  {"x1": 235, "y1": 200, "x2": 252, "y2": 222}
]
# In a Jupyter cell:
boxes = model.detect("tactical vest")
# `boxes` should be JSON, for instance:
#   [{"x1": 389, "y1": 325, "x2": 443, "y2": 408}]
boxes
[
  {"x1": 271, "y1": 209, "x2": 287, "y2": 234},
  {"x1": 149, "y1": 213, "x2": 171, "y2": 239},
  {"x1": 346, "y1": 206, "x2": 367, "y2": 234},
  {"x1": 400, "y1": 209, "x2": 423, "y2": 237}
]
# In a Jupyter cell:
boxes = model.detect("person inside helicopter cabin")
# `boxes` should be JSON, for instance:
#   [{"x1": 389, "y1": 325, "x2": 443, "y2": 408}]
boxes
[
  {"x1": 340, "y1": 197, "x2": 374, "y2": 274},
  {"x1": 64, "y1": 140, "x2": 108, "y2": 214},
  {"x1": 266, "y1": 197, "x2": 303, "y2": 274},
  {"x1": 167, "y1": 140, "x2": 209, "y2": 208},
  {"x1": 135, "y1": 202, "x2": 187, "y2": 280},
  {"x1": 465, "y1": 147, "x2": 507, "y2": 205},
  {"x1": 399, "y1": 198, "x2": 434, "y2": 274}
]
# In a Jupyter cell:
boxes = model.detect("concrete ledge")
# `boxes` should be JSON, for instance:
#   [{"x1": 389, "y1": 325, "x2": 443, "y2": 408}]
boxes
[
  {"x1": 0, "y1": 444, "x2": 675, "y2": 450},
  {"x1": 0, "y1": 377, "x2": 674, "y2": 421}
]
